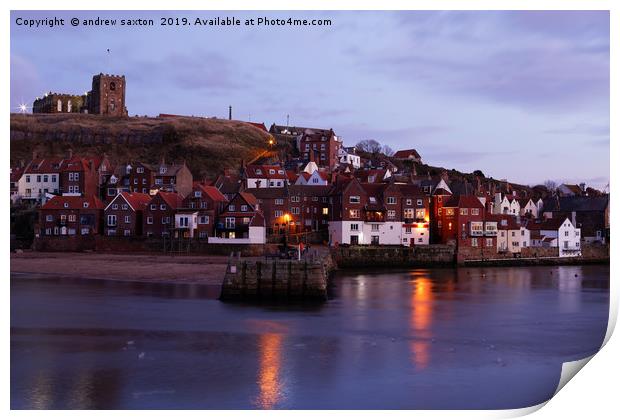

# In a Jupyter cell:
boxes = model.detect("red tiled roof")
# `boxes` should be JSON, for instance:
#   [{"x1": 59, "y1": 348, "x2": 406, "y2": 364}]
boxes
[
  {"x1": 157, "y1": 191, "x2": 184, "y2": 209},
  {"x1": 24, "y1": 158, "x2": 64, "y2": 174},
  {"x1": 246, "y1": 122, "x2": 268, "y2": 132},
  {"x1": 393, "y1": 149, "x2": 421, "y2": 159},
  {"x1": 196, "y1": 185, "x2": 227, "y2": 202},
  {"x1": 120, "y1": 192, "x2": 151, "y2": 211},
  {"x1": 42, "y1": 195, "x2": 104, "y2": 210},
  {"x1": 238, "y1": 191, "x2": 258, "y2": 207},
  {"x1": 443, "y1": 195, "x2": 484, "y2": 209},
  {"x1": 245, "y1": 165, "x2": 287, "y2": 179}
]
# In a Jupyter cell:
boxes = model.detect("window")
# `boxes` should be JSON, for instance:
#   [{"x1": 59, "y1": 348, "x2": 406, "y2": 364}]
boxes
[
  {"x1": 416, "y1": 209, "x2": 425, "y2": 220},
  {"x1": 57, "y1": 99, "x2": 62, "y2": 112},
  {"x1": 155, "y1": 178, "x2": 163, "y2": 185},
  {"x1": 122, "y1": 204, "x2": 128, "y2": 210},
  {"x1": 160, "y1": 204, "x2": 166, "y2": 210},
  {"x1": 349, "y1": 195, "x2": 361, "y2": 204},
  {"x1": 178, "y1": 217, "x2": 189, "y2": 227},
  {"x1": 137, "y1": 167, "x2": 144, "y2": 173},
  {"x1": 417, "y1": 199, "x2": 423, "y2": 206},
  {"x1": 225, "y1": 217, "x2": 235, "y2": 229},
  {"x1": 387, "y1": 210, "x2": 396, "y2": 219},
  {"x1": 406, "y1": 199, "x2": 412, "y2": 206},
  {"x1": 160, "y1": 167, "x2": 167, "y2": 174},
  {"x1": 371, "y1": 224, "x2": 379, "y2": 232},
  {"x1": 350, "y1": 223, "x2": 359, "y2": 231},
  {"x1": 229, "y1": 204, "x2": 236, "y2": 212},
  {"x1": 150, "y1": 204, "x2": 156, "y2": 210},
  {"x1": 445, "y1": 208, "x2": 455, "y2": 216},
  {"x1": 107, "y1": 215, "x2": 117, "y2": 226},
  {"x1": 241, "y1": 205, "x2": 248, "y2": 212},
  {"x1": 83, "y1": 202, "x2": 89, "y2": 208},
  {"x1": 147, "y1": 217, "x2": 153, "y2": 224},
  {"x1": 199, "y1": 216, "x2": 209, "y2": 224},
  {"x1": 460, "y1": 208, "x2": 468, "y2": 215},
  {"x1": 349, "y1": 209, "x2": 360, "y2": 218},
  {"x1": 564, "y1": 231, "x2": 569, "y2": 237},
  {"x1": 26, "y1": 175, "x2": 31, "y2": 183},
  {"x1": 471, "y1": 238, "x2": 479, "y2": 247},
  {"x1": 471, "y1": 208, "x2": 480, "y2": 215},
  {"x1": 274, "y1": 210, "x2": 283, "y2": 217},
  {"x1": 112, "y1": 204, "x2": 119, "y2": 210},
  {"x1": 292, "y1": 207, "x2": 300, "y2": 215},
  {"x1": 387, "y1": 197, "x2": 396, "y2": 205},
  {"x1": 275, "y1": 198, "x2": 284, "y2": 205},
  {"x1": 162, "y1": 217, "x2": 169, "y2": 224},
  {"x1": 405, "y1": 227, "x2": 412, "y2": 234},
  {"x1": 486, "y1": 238, "x2": 493, "y2": 247},
  {"x1": 243, "y1": 217, "x2": 250, "y2": 224},
  {"x1": 404, "y1": 208, "x2": 415, "y2": 219},
  {"x1": 43, "y1": 175, "x2": 48, "y2": 183},
  {"x1": 291, "y1": 196, "x2": 300, "y2": 203},
  {"x1": 45, "y1": 215, "x2": 53, "y2": 222},
  {"x1": 52, "y1": 175, "x2": 57, "y2": 183},
  {"x1": 124, "y1": 216, "x2": 131, "y2": 223},
  {"x1": 322, "y1": 208, "x2": 328, "y2": 215}
]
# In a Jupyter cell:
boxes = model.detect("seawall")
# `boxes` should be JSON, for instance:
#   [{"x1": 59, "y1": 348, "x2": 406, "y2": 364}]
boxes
[{"x1": 332, "y1": 245, "x2": 456, "y2": 268}]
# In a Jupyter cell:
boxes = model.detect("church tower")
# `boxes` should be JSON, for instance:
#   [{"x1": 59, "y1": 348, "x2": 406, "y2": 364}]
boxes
[{"x1": 88, "y1": 73, "x2": 127, "y2": 117}]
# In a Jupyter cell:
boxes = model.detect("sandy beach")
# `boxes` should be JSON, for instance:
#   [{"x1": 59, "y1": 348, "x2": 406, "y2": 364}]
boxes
[{"x1": 10, "y1": 252, "x2": 228, "y2": 285}]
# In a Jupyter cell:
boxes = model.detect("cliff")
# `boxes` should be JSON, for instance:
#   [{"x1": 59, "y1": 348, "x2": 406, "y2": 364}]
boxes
[{"x1": 10, "y1": 113, "x2": 273, "y2": 179}]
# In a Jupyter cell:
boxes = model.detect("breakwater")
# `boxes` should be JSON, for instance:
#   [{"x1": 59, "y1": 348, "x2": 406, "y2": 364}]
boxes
[{"x1": 220, "y1": 253, "x2": 335, "y2": 301}]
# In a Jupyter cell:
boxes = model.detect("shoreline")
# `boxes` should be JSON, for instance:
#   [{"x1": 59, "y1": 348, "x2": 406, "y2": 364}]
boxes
[{"x1": 10, "y1": 251, "x2": 610, "y2": 288}]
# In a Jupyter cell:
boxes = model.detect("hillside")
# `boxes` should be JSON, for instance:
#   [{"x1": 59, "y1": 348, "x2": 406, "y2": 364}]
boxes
[{"x1": 10, "y1": 113, "x2": 274, "y2": 179}]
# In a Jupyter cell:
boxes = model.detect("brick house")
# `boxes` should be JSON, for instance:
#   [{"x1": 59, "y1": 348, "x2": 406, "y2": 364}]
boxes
[
  {"x1": 175, "y1": 183, "x2": 228, "y2": 239},
  {"x1": 214, "y1": 192, "x2": 265, "y2": 241},
  {"x1": 104, "y1": 192, "x2": 151, "y2": 237},
  {"x1": 59, "y1": 155, "x2": 100, "y2": 197},
  {"x1": 298, "y1": 128, "x2": 342, "y2": 169},
  {"x1": 244, "y1": 187, "x2": 290, "y2": 235},
  {"x1": 38, "y1": 195, "x2": 104, "y2": 236},
  {"x1": 438, "y1": 195, "x2": 497, "y2": 252},
  {"x1": 288, "y1": 184, "x2": 331, "y2": 234},
  {"x1": 143, "y1": 191, "x2": 184, "y2": 237}
]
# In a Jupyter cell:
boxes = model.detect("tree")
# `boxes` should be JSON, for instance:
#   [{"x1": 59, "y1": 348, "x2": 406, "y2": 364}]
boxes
[
  {"x1": 381, "y1": 145, "x2": 395, "y2": 157},
  {"x1": 355, "y1": 139, "x2": 382, "y2": 154},
  {"x1": 544, "y1": 180, "x2": 558, "y2": 194},
  {"x1": 473, "y1": 169, "x2": 485, "y2": 178}
]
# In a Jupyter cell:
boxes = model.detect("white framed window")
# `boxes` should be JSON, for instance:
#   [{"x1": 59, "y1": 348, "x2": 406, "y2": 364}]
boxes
[
  {"x1": 349, "y1": 196, "x2": 360, "y2": 204},
  {"x1": 147, "y1": 216, "x2": 153, "y2": 224},
  {"x1": 199, "y1": 216, "x2": 209, "y2": 224},
  {"x1": 45, "y1": 215, "x2": 53, "y2": 222},
  {"x1": 124, "y1": 216, "x2": 131, "y2": 223},
  {"x1": 241, "y1": 205, "x2": 248, "y2": 212},
  {"x1": 107, "y1": 215, "x2": 117, "y2": 226},
  {"x1": 225, "y1": 217, "x2": 235, "y2": 229},
  {"x1": 387, "y1": 197, "x2": 396, "y2": 205},
  {"x1": 350, "y1": 223, "x2": 359, "y2": 231}
]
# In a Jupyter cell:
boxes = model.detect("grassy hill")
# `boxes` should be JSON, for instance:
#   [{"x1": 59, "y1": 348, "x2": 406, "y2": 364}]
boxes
[{"x1": 10, "y1": 113, "x2": 274, "y2": 179}]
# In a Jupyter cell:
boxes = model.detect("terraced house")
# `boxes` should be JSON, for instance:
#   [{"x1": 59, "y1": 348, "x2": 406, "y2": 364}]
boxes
[
  {"x1": 104, "y1": 192, "x2": 151, "y2": 237},
  {"x1": 38, "y1": 195, "x2": 104, "y2": 236}
]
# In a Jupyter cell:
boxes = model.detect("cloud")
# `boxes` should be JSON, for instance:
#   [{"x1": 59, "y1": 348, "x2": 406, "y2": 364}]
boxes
[{"x1": 358, "y1": 11, "x2": 609, "y2": 112}]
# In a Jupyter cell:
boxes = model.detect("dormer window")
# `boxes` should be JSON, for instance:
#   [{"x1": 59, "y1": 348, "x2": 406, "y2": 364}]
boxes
[
  {"x1": 269, "y1": 169, "x2": 275, "y2": 175},
  {"x1": 256, "y1": 169, "x2": 262, "y2": 175},
  {"x1": 83, "y1": 202, "x2": 89, "y2": 208},
  {"x1": 160, "y1": 167, "x2": 167, "y2": 174},
  {"x1": 278, "y1": 170, "x2": 284, "y2": 175},
  {"x1": 63, "y1": 203, "x2": 69, "y2": 208}
]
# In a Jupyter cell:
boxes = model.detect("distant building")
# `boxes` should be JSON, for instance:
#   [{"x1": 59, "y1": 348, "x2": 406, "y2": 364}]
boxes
[
  {"x1": 393, "y1": 149, "x2": 422, "y2": 164},
  {"x1": 33, "y1": 73, "x2": 128, "y2": 117}
]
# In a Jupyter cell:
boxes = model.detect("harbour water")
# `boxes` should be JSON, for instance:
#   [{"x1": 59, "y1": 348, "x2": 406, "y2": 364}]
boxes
[{"x1": 10, "y1": 265, "x2": 609, "y2": 409}]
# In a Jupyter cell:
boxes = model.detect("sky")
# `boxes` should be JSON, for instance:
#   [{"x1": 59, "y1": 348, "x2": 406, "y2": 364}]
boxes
[{"x1": 10, "y1": 10, "x2": 610, "y2": 189}]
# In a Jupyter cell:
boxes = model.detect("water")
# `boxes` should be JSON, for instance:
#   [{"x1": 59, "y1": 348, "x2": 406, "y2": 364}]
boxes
[{"x1": 11, "y1": 265, "x2": 609, "y2": 409}]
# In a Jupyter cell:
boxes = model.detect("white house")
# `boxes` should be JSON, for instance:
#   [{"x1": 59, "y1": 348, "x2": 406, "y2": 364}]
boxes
[
  {"x1": 338, "y1": 147, "x2": 361, "y2": 169},
  {"x1": 244, "y1": 165, "x2": 287, "y2": 189},
  {"x1": 295, "y1": 170, "x2": 329, "y2": 186},
  {"x1": 529, "y1": 217, "x2": 581, "y2": 257},
  {"x1": 519, "y1": 198, "x2": 539, "y2": 218},
  {"x1": 17, "y1": 158, "x2": 63, "y2": 204},
  {"x1": 175, "y1": 211, "x2": 199, "y2": 238},
  {"x1": 329, "y1": 220, "x2": 429, "y2": 247}
]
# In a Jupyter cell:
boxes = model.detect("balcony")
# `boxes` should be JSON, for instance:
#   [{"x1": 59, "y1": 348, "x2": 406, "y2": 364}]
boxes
[
  {"x1": 484, "y1": 230, "x2": 498, "y2": 236},
  {"x1": 470, "y1": 229, "x2": 483, "y2": 236}
]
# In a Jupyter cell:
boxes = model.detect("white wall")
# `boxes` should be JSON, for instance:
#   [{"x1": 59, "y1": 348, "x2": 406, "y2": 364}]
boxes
[
  {"x1": 18, "y1": 173, "x2": 60, "y2": 203},
  {"x1": 209, "y1": 226, "x2": 265, "y2": 244}
]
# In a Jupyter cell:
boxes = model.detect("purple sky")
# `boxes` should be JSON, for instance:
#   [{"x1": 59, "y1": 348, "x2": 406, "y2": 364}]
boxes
[{"x1": 10, "y1": 10, "x2": 609, "y2": 189}]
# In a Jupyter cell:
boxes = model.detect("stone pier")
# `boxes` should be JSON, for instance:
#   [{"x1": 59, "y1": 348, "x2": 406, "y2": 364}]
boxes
[{"x1": 220, "y1": 254, "x2": 334, "y2": 301}]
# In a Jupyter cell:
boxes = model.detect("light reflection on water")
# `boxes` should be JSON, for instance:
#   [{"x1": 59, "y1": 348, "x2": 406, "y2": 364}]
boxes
[{"x1": 11, "y1": 265, "x2": 609, "y2": 409}]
